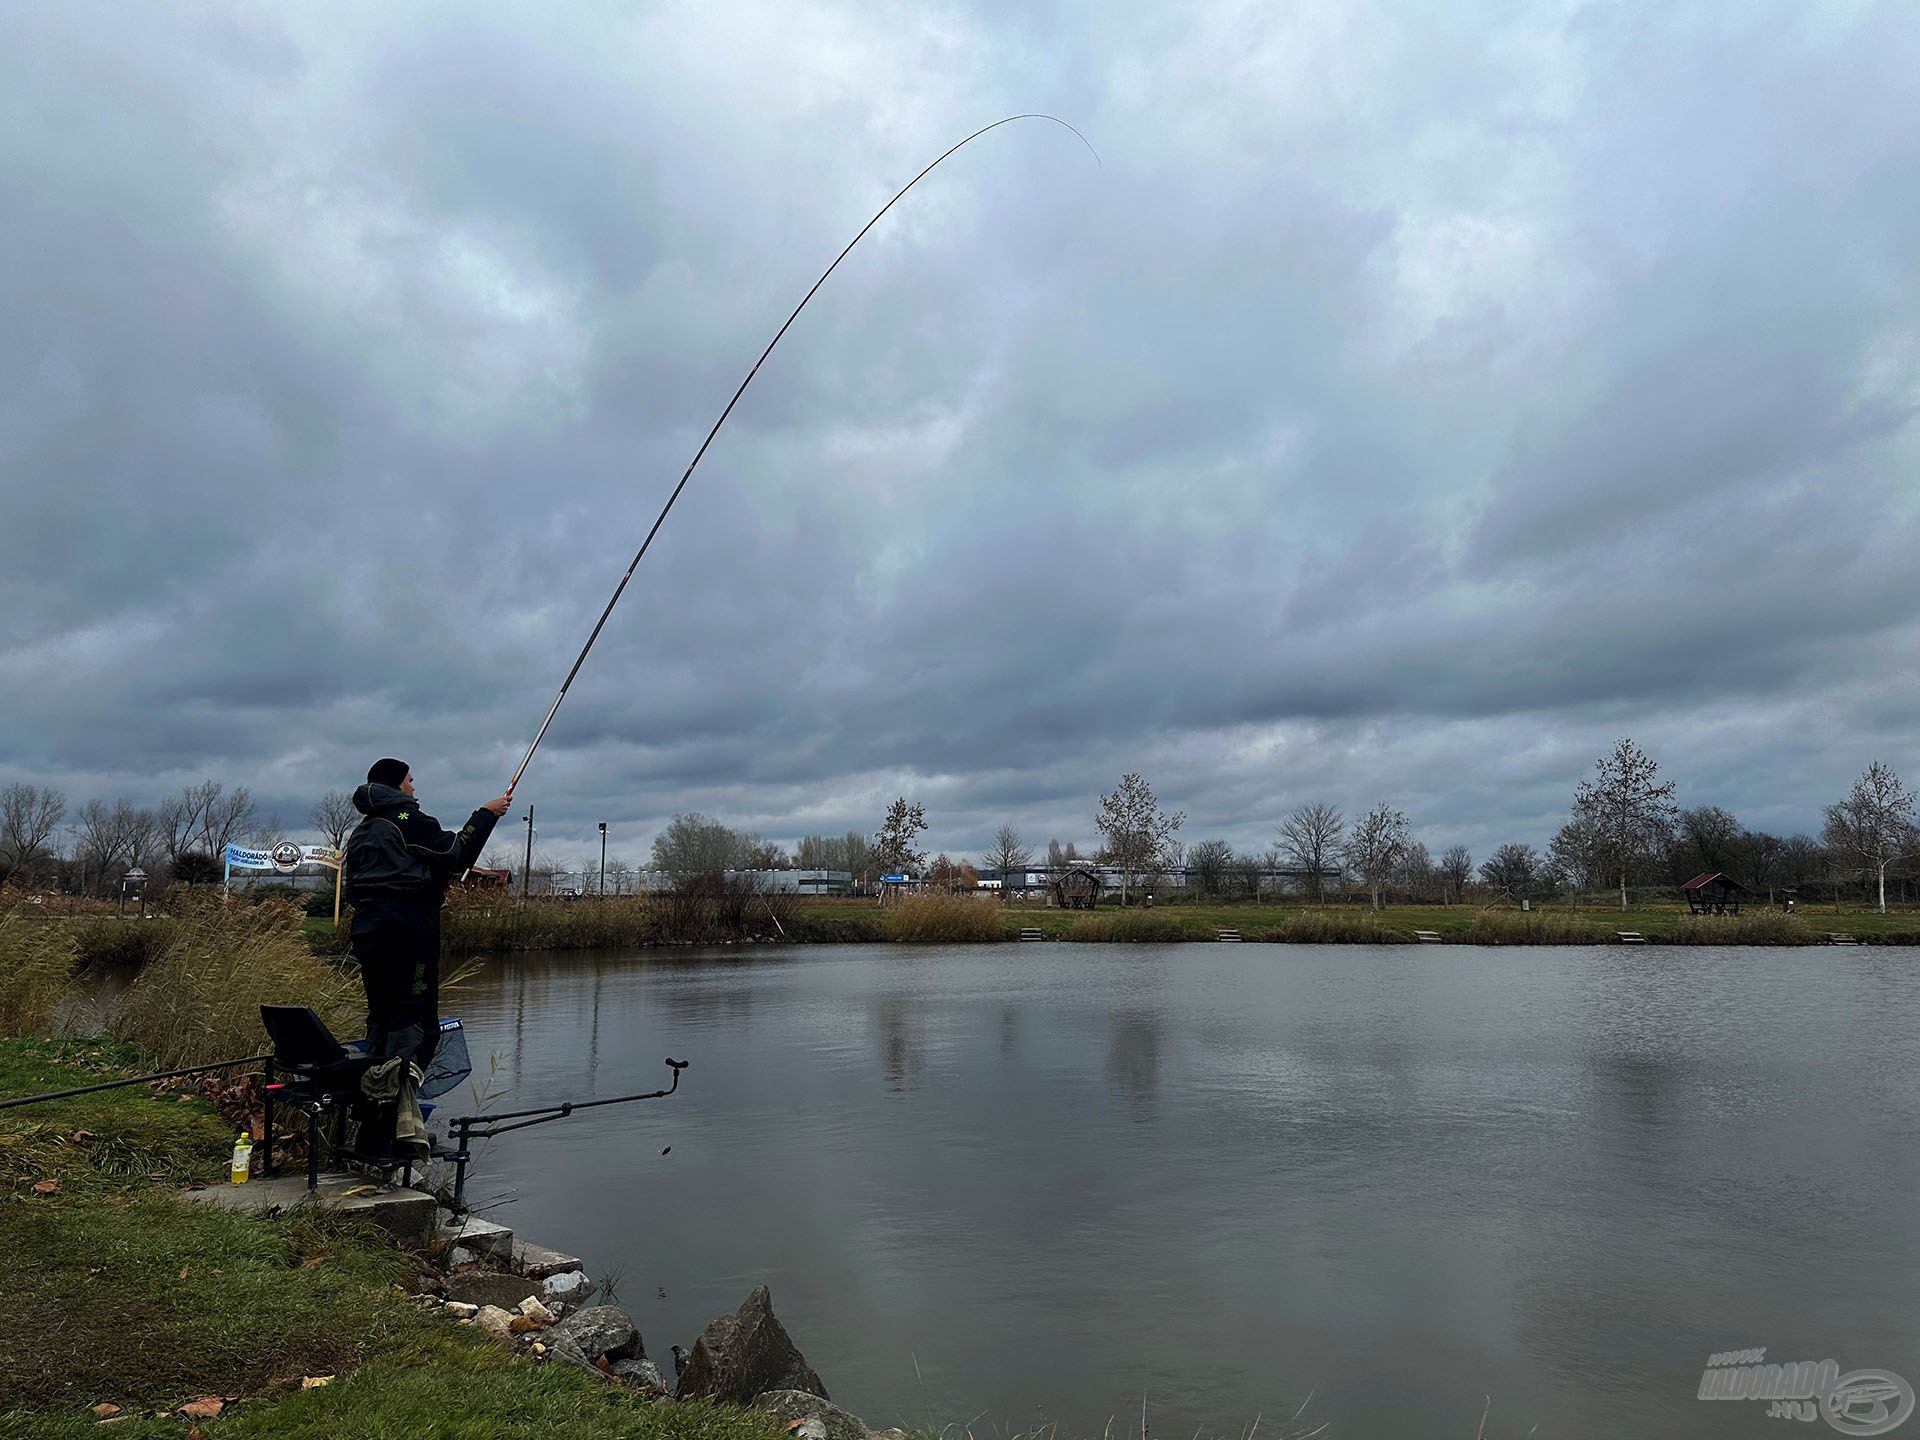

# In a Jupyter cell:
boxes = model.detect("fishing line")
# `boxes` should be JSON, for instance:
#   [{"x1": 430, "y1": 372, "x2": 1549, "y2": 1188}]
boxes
[{"x1": 503, "y1": 113, "x2": 1098, "y2": 796}]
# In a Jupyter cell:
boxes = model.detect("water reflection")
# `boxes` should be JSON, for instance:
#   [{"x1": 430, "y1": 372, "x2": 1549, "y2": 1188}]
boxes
[{"x1": 446, "y1": 943, "x2": 1920, "y2": 1440}]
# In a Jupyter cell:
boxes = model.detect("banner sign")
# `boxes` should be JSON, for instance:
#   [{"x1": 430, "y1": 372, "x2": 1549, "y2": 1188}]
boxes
[{"x1": 223, "y1": 843, "x2": 344, "y2": 873}]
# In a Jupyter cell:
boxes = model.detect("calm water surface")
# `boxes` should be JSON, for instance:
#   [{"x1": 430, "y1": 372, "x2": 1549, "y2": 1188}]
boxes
[{"x1": 447, "y1": 944, "x2": 1920, "y2": 1438}]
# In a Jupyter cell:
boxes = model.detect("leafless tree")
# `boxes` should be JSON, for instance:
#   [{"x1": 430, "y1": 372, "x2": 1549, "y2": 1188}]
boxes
[
  {"x1": 979, "y1": 823, "x2": 1032, "y2": 898},
  {"x1": 1480, "y1": 842, "x2": 1540, "y2": 903},
  {"x1": 309, "y1": 789, "x2": 358, "y2": 849},
  {"x1": 0, "y1": 782, "x2": 66, "y2": 886},
  {"x1": 1276, "y1": 802, "x2": 1344, "y2": 904},
  {"x1": 1437, "y1": 844, "x2": 1474, "y2": 905},
  {"x1": 1572, "y1": 738, "x2": 1680, "y2": 910},
  {"x1": 73, "y1": 798, "x2": 155, "y2": 894},
  {"x1": 1187, "y1": 838, "x2": 1235, "y2": 898},
  {"x1": 1823, "y1": 761, "x2": 1916, "y2": 913},
  {"x1": 160, "y1": 780, "x2": 259, "y2": 863},
  {"x1": 1094, "y1": 773, "x2": 1184, "y2": 906},
  {"x1": 1344, "y1": 803, "x2": 1412, "y2": 911}
]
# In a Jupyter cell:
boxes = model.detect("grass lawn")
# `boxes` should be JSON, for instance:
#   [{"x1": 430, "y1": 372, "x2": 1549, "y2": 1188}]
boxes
[{"x1": 0, "y1": 1038, "x2": 788, "y2": 1440}]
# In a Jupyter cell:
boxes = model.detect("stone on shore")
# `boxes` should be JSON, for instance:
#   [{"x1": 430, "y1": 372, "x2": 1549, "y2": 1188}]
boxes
[
  {"x1": 473, "y1": 1305, "x2": 517, "y2": 1342},
  {"x1": 612, "y1": 1357, "x2": 667, "y2": 1392},
  {"x1": 543, "y1": 1269, "x2": 593, "y2": 1302},
  {"x1": 674, "y1": 1285, "x2": 827, "y2": 1405},
  {"x1": 750, "y1": 1389, "x2": 868, "y2": 1440},
  {"x1": 551, "y1": 1305, "x2": 643, "y2": 1365},
  {"x1": 445, "y1": 1270, "x2": 544, "y2": 1311}
]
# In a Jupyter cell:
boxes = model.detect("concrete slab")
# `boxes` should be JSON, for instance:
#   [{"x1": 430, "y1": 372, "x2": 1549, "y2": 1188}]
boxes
[
  {"x1": 437, "y1": 1211, "x2": 514, "y2": 1259},
  {"x1": 178, "y1": 1172, "x2": 436, "y2": 1246},
  {"x1": 511, "y1": 1237, "x2": 585, "y2": 1279}
]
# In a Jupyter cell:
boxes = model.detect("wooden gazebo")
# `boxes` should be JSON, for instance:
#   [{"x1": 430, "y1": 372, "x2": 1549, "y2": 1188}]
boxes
[
  {"x1": 1682, "y1": 872, "x2": 1747, "y2": 915},
  {"x1": 1051, "y1": 867, "x2": 1101, "y2": 910}
]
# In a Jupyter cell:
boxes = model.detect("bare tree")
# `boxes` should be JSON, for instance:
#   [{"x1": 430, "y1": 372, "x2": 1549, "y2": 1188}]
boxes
[
  {"x1": 1437, "y1": 844, "x2": 1473, "y2": 905},
  {"x1": 1823, "y1": 761, "x2": 1916, "y2": 913},
  {"x1": 0, "y1": 782, "x2": 66, "y2": 887},
  {"x1": 1396, "y1": 839, "x2": 1434, "y2": 902},
  {"x1": 1276, "y1": 802, "x2": 1344, "y2": 903},
  {"x1": 1344, "y1": 803, "x2": 1412, "y2": 911},
  {"x1": 1094, "y1": 773, "x2": 1184, "y2": 906},
  {"x1": 1187, "y1": 838, "x2": 1235, "y2": 898},
  {"x1": 160, "y1": 780, "x2": 259, "y2": 863},
  {"x1": 872, "y1": 798, "x2": 929, "y2": 876},
  {"x1": 73, "y1": 798, "x2": 154, "y2": 895},
  {"x1": 1480, "y1": 842, "x2": 1540, "y2": 904},
  {"x1": 651, "y1": 813, "x2": 745, "y2": 875},
  {"x1": 309, "y1": 789, "x2": 358, "y2": 849},
  {"x1": 979, "y1": 823, "x2": 1032, "y2": 899},
  {"x1": 1572, "y1": 739, "x2": 1680, "y2": 910},
  {"x1": 1677, "y1": 805, "x2": 1743, "y2": 877}
]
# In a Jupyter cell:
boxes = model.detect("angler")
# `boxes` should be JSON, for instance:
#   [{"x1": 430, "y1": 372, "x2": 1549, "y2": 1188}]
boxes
[{"x1": 342, "y1": 758, "x2": 509, "y2": 1160}]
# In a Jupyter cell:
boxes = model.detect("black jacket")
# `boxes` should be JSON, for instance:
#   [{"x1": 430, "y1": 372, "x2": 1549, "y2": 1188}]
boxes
[{"x1": 343, "y1": 781, "x2": 499, "y2": 909}]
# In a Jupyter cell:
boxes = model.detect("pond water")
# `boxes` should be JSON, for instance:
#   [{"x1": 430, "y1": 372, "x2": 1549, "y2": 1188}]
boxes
[{"x1": 446, "y1": 944, "x2": 1920, "y2": 1438}]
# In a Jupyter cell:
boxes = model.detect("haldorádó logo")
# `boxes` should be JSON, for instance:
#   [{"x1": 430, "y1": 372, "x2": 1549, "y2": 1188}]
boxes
[{"x1": 1699, "y1": 1349, "x2": 1913, "y2": 1434}]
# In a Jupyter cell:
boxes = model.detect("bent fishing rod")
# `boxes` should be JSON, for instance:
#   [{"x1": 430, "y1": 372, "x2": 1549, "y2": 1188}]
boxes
[{"x1": 501, "y1": 113, "x2": 1097, "y2": 799}]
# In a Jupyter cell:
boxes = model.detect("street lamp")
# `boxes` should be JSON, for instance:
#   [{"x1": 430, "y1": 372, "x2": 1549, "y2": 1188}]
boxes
[
  {"x1": 597, "y1": 822, "x2": 608, "y2": 897},
  {"x1": 522, "y1": 807, "x2": 535, "y2": 899}
]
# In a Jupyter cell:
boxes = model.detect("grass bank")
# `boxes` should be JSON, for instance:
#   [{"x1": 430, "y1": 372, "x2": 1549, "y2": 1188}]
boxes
[{"x1": 0, "y1": 1036, "x2": 794, "y2": 1440}]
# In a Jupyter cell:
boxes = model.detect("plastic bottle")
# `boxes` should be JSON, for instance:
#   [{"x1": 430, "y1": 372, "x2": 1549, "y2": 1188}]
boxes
[{"x1": 230, "y1": 1132, "x2": 253, "y2": 1185}]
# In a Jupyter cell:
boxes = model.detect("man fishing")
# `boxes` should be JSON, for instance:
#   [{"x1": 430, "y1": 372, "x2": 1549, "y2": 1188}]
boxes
[{"x1": 344, "y1": 758, "x2": 510, "y2": 1078}]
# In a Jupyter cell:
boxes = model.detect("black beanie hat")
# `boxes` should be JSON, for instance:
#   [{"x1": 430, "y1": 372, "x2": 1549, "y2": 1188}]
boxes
[{"x1": 367, "y1": 757, "x2": 410, "y2": 788}]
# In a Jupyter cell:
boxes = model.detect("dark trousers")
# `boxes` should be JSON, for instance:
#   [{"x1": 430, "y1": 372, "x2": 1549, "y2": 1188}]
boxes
[
  {"x1": 349, "y1": 898, "x2": 443, "y2": 1068},
  {"x1": 346, "y1": 899, "x2": 441, "y2": 1162}
]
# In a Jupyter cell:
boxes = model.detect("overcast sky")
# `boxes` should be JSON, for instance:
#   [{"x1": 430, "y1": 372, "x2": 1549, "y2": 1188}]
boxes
[{"x1": 3, "y1": 1, "x2": 1917, "y2": 870}]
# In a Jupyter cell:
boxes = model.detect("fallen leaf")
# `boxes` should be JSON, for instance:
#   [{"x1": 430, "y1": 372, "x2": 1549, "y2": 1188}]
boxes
[
  {"x1": 188, "y1": 1429, "x2": 205, "y2": 1440},
  {"x1": 31, "y1": 1178, "x2": 59, "y2": 1195},
  {"x1": 594, "y1": 1356, "x2": 614, "y2": 1374},
  {"x1": 178, "y1": 1396, "x2": 223, "y2": 1419},
  {"x1": 300, "y1": 1375, "x2": 333, "y2": 1389},
  {"x1": 72, "y1": 1129, "x2": 95, "y2": 1142},
  {"x1": 90, "y1": 1402, "x2": 121, "y2": 1418},
  {"x1": 177, "y1": 1266, "x2": 190, "y2": 1280},
  {"x1": 787, "y1": 1421, "x2": 808, "y2": 1433},
  {"x1": 297, "y1": 1252, "x2": 328, "y2": 1269}
]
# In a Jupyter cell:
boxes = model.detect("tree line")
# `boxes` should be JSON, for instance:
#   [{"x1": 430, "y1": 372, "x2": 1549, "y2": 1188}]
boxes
[{"x1": 6, "y1": 743, "x2": 1914, "y2": 912}]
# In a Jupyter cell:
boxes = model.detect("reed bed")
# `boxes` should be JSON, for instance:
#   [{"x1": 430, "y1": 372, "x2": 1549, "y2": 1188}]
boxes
[
  {"x1": 1460, "y1": 910, "x2": 1613, "y2": 945},
  {"x1": 0, "y1": 901, "x2": 76, "y2": 1036},
  {"x1": 110, "y1": 895, "x2": 359, "y2": 1068},
  {"x1": 1268, "y1": 909, "x2": 1416, "y2": 944},
  {"x1": 1652, "y1": 912, "x2": 1820, "y2": 945},
  {"x1": 889, "y1": 894, "x2": 1009, "y2": 943},
  {"x1": 1064, "y1": 911, "x2": 1192, "y2": 943}
]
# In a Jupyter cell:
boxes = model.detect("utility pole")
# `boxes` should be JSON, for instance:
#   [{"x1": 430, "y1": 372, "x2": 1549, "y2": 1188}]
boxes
[
  {"x1": 522, "y1": 807, "x2": 535, "y2": 899},
  {"x1": 597, "y1": 821, "x2": 608, "y2": 897}
]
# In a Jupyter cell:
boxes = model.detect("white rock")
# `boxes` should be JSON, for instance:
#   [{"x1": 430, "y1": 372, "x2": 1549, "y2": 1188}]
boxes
[
  {"x1": 516, "y1": 1296, "x2": 556, "y2": 1323},
  {"x1": 543, "y1": 1269, "x2": 592, "y2": 1301},
  {"x1": 449, "y1": 1246, "x2": 478, "y2": 1268},
  {"x1": 474, "y1": 1304, "x2": 517, "y2": 1341},
  {"x1": 444, "y1": 1301, "x2": 479, "y2": 1318}
]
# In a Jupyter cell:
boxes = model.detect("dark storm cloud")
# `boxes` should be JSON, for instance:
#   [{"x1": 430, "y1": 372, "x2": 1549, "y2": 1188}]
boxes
[{"x1": 3, "y1": 0, "x2": 1918, "y2": 870}]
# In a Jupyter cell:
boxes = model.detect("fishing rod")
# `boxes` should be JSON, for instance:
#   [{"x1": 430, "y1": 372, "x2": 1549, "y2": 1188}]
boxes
[{"x1": 501, "y1": 113, "x2": 1097, "y2": 799}]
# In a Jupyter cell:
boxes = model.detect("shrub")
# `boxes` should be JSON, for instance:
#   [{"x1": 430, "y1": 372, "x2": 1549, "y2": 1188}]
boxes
[
  {"x1": 890, "y1": 894, "x2": 1007, "y2": 943},
  {"x1": 1065, "y1": 911, "x2": 1190, "y2": 943},
  {"x1": 72, "y1": 919, "x2": 174, "y2": 968},
  {"x1": 110, "y1": 895, "x2": 359, "y2": 1067},
  {"x1": 0, "y1": 902, "x2": 75, "y2": 1036}
]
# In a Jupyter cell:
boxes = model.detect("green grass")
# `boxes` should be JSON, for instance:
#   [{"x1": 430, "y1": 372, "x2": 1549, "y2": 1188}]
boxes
[{"x1": 0, "y1": 1038, "x2": 788, "y2": 1440}]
